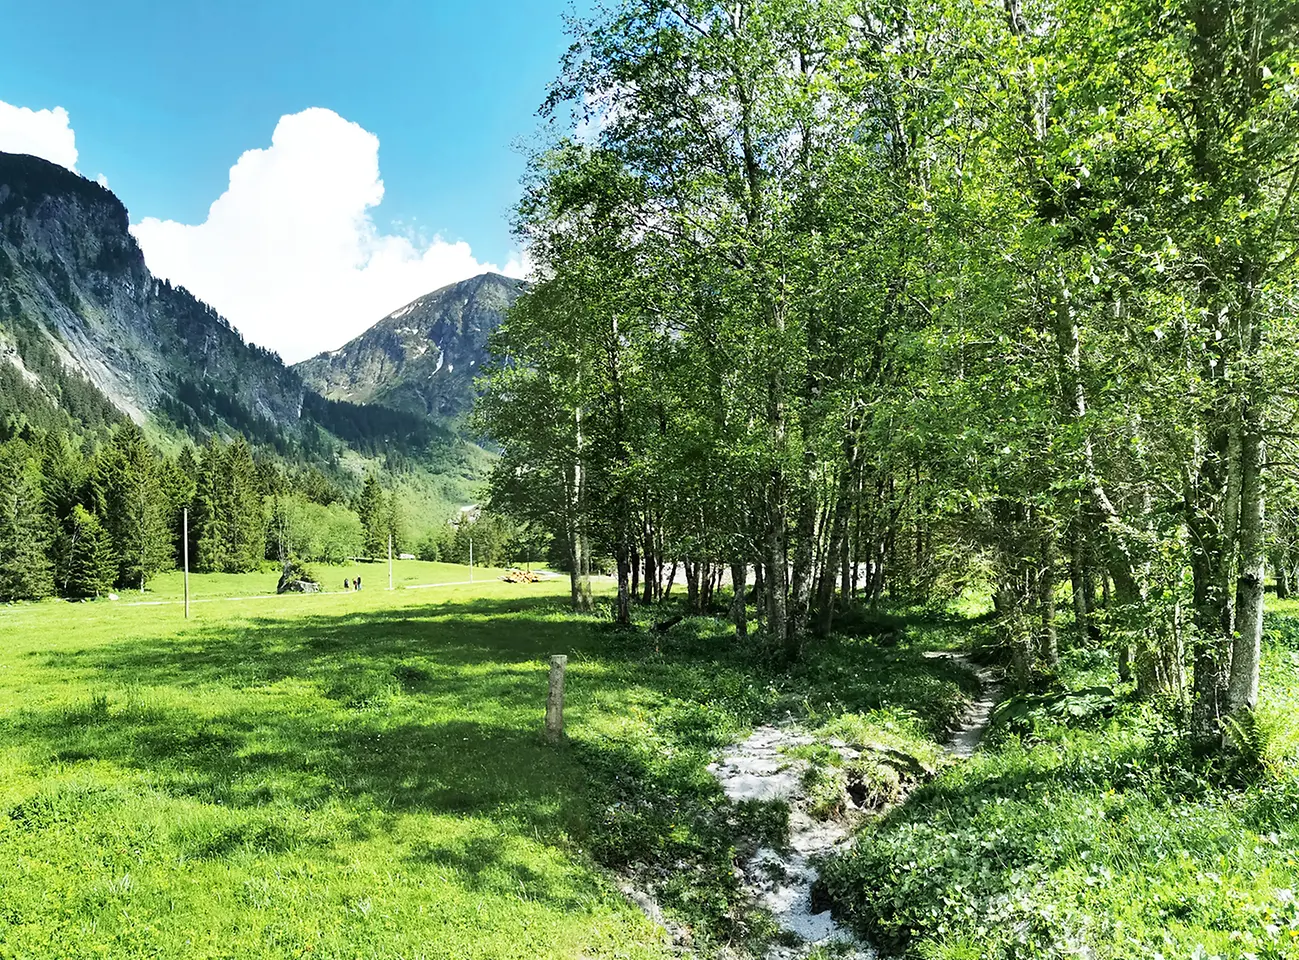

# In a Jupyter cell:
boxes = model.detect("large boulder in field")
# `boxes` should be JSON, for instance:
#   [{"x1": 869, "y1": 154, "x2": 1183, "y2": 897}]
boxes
[{"x1": 277, "y1": 560, "x2": 319, "y2": 595}]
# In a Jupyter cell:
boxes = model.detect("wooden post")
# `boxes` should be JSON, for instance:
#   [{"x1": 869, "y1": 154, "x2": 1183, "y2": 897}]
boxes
[
  {"x1": 545, "y1": 655, "x2": 567, "y2": 742},
  {"x1": 183, "y1": 507, "x2": 190, "y2": 620},
  {"x1": 388, "y1": 533, "x2": 394, "y2": 591}
]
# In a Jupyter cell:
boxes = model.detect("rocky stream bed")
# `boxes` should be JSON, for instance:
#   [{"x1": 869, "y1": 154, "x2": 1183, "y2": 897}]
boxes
[{"x1": 699, "y1": 651, "x2": 1004, "y2": 959}]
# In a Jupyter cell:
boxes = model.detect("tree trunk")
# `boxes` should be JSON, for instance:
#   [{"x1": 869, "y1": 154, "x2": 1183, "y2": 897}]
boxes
[
  {"x1": 1038, "y1": 535, "x2": 1059, "y2": 668},
  {"x1": 764, "y1": 497, "x2": 789, "y2": 654},
  {"x1": 730, "y1": 561, "x2": 748, "y2": 641},
  {"x1": 1068, "y1": 515, "x2": 1093, "y2": 643},
  {"x1": 1190, "y1": 547, "x2": 1232, "y2": 744},
  {"x1": 786, "y1": 467, "x2": 817, "y2": 661},
  {"x1": 643, "y1": 525, "x2": 656, "y2": 604},
  {"x1": 1273, "y1": 553, "x2": 1292, "y2": 600},
  {"x1": 1227, "y1": 417, "x2": 1266, "y2": 714},
  {"x1": 615, "y1": 542, "x2": 632, "y2": 626},
  {"x1": 816, "y1": 481, "x2": 852, "y2": 639},
  {"x1": 1081, "y1": 552, "x2": 1101, "y2": 645},
  {"x1": 1000, "y1": 584, "x2": 1034, "y2": 691}
]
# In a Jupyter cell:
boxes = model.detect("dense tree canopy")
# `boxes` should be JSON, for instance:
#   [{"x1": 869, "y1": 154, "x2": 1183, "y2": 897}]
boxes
[
  {"x1": 0, "y1": 421, "x2": 436, "y2": 599},
  {"x1": 479, "y1": 0, "x2": 1299, "y2": 752}
]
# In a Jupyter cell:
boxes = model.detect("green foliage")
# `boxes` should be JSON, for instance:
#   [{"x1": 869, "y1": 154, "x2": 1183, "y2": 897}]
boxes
[
  {"x1": 192, "y1": 435, "x2": 267, "y2": 574},
  {"x1": 0, "y1": 438, "x2": 53, "y2": 601},
  {"x1": 417, "y1": 525, "x2": 451, "y2": 563},
  {"x1": 222, "y1": 439, "x2": 265, "y2": 572},
  {"x1": 357, "y1": 473, "x2": 387, "y2": 558},
  {"x1": 990, "y1": 686, "x2": 1120, "y2": 741},
  {"x1": 443, "y1": 511, "x2": 517, "y2": 568},
  {"x1": 57, "y1": 504, "x2": 116, "y2": 598},
  {"x1": 90, "y1": 425, "x2": 172, "y2": 590},
  {"x1": 1222, "y1": 709, "x2": 1282, "y2": 779},
  {"x1": 822, "y1": 623, "x2": 1299, "y2": 959},
  {"x1": 271, "y1": 496, "x2": 364, "y2": 565}
]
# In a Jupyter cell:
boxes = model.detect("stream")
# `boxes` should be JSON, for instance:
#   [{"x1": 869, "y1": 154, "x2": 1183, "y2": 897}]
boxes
[{"x1": 704, "y1": 651, "x2": 1003, "y2": 959}]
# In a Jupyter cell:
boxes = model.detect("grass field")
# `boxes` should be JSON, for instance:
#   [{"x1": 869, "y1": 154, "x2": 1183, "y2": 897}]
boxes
[
  {"x1": 0, "y1": 568, "x2": 973, "y2": 959},
  {"x1": 132, "y1": 558, "x2": 514, "y2": 603}
]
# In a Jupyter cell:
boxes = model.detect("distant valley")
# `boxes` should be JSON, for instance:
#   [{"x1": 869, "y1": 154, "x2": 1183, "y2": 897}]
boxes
[{"x1": 0, "y1": 150, "x2": 514, "y2": 513}]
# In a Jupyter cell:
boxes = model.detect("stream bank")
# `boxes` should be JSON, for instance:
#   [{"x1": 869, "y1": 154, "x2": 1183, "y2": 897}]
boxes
[{"x1": 702, "y1": 651, "x2": 1003, "y2": 959}]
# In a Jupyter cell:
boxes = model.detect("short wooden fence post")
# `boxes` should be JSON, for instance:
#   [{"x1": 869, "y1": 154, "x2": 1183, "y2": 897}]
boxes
[{"x1": 545, "y1": 655, "x2": 567, "y2": 742}]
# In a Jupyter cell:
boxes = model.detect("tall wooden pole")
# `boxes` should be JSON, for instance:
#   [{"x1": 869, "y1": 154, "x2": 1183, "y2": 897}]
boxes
[
  {"x1": 388, "y1": 533, "x2": 394, "y2": 591},
  {"x1": 469, "y1": 536, "x2": 474, "y2": 583},
  {"x1": 183, "y1": 507, "x2": 190, "y2": 619}
]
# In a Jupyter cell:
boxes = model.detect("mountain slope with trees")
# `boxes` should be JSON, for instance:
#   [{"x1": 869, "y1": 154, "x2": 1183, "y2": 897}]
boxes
[
  {"x1": 0, "y1": 151, "x2": 506, "y2": 599},
  {"x1": 0, "y1": 150, "x2": 478, "y2": 468}
]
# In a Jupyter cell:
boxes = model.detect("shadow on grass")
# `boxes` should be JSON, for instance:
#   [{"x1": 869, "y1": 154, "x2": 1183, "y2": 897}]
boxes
[{"x1": 3, "y1": 595, "x2": 986, "y2": 926}]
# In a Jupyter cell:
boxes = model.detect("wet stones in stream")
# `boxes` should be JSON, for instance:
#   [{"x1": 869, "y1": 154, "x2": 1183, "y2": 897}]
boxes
[
  {"x1": 707, "y1": 726, "x2": 882, "y2": 959},
  {"x1": 704, "y1": 656, "x2": 1000, "y2": 959}
]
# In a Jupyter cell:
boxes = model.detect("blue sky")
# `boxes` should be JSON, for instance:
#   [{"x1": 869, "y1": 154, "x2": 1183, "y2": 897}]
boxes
[{"x1": 0, "y1": 0, "x2": 589, "y2": 359}]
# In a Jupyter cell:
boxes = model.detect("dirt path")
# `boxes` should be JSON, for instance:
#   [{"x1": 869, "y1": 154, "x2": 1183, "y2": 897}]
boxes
[
  {"x1": 703, "y1": 651, "x2": 1003, "y2": 958},
  {"x1": 924, "y1": 651, "x2": 1004, "y2": 758}
]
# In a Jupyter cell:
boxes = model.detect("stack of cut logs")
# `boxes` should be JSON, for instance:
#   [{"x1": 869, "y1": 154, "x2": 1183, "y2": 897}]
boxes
[{"x1": 501, "y1": 569, "x2": 543, "y2": 583}]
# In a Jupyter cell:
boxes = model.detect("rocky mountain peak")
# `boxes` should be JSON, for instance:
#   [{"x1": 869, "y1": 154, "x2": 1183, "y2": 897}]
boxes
[{"x1": 294, "y1": 272, "x2": 523, "y2": 422}]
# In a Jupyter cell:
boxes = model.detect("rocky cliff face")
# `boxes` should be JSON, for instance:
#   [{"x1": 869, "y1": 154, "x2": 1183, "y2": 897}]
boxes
[
  {"x1": 294, "y1": 272, "x2": 522, "y2": 424},
  {"x1": 0, "y1": 151, "x2": 306, "y2": 437}
]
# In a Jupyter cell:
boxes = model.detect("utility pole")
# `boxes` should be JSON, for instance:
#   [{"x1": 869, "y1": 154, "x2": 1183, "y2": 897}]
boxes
[
  {"x1": 388, "y1": 533, "x2": 394, "y2": 591},
  {"x1": 183, "y1": 507, "x2": 190, "y2": 619}
]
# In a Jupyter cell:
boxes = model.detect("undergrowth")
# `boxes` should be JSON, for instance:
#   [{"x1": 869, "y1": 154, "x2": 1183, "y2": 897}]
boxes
[
  {"x1": 567, "y1": 601, "x2": 972, "y2": 952},
  {"x1": 820, "y1": 605, "x2": 1299, "y2": 960}
]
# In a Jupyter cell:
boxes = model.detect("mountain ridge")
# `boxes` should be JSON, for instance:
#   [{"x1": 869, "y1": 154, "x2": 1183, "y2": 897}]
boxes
[
  {"x1": 294, "y1": 272, "x2": 522, "y2": 424},
  {"x1": 0, "y1": 151, "x2": 469, "y2": 476}
]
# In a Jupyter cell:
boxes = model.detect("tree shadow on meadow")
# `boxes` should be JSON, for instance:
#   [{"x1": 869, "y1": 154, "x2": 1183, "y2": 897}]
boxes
[{"x1": 2, "y1": 595, "x2": 986, "y2": 899}]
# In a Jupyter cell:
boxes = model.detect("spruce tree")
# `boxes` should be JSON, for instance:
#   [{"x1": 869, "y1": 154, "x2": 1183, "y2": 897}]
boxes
[
  {"x1": 40, "y1": 430, "x2": 82, "y2": 527},
  {"x1": 224, "y1": 438, "x2": 266, "y2": 572},
  {"x1": 157, "y1": 454, "x2": 196, "y2": 571},
  {"x1": 95, "y1": 426, "x2": 170, "y2": 590},
  {"x1": 385, "y1": 491, "x2": 403, "y2": 556},
  {"x1": 0, "y1": 439, "x2": 54, "y2": 601},
  {"x1": 61, "y1": 504, "x2": 116, "y2": 598},
  {"x1": 193, "y1": 436, "x2": 228, "y2": 573},
  {"x1": 176, "y1": 444, "x2": 199, "y2": 482}
]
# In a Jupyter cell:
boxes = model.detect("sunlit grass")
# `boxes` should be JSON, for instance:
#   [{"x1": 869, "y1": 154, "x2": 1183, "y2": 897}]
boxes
[
  {"x1": 0, "y1": 576, "x2": 664, "y2": 959},
  {"x1": 0, "y1": 572, "x2": 970, "y2": 958}
]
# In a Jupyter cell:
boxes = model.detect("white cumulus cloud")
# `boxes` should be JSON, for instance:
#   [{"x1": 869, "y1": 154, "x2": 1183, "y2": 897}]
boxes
[
  {"x1": 0, "y1": 100, "x2": 79, "y2": 171},
  {"x1": 132, "y1": 107, "x2": 525, "y2": 363}
]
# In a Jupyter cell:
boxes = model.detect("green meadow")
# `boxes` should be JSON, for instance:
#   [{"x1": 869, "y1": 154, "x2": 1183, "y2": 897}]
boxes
[
  {"x1": 9, "y1": 565, "x2": 1299, "y2": 960},
  {"x1": 0, "y1": 566, "x2": 972, "y2": 959},
  {"x1": 2, "y1": 573, "x2": 671, "y2": 960}
]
